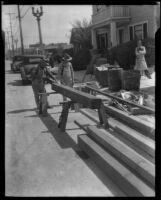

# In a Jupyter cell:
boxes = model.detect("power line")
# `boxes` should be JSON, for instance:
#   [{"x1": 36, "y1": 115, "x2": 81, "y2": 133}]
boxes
[
  {"x1": 22, "y1": 6, "x2": 32, "y2": 18},
  {"x1": 12, "y1": 17, "x2": 18, "y2": 29},
  {"x1": 14, "y1": 27, "x2": 19, "y2": 37},
  {"x1": 20, "y1": 5, "x2": 24, "y2": 13}
]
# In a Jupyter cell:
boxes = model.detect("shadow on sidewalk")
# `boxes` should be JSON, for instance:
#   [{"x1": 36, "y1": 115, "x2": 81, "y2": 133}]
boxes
[
  {"x1": 24, "y1": 111, "x2": 126, "y2": 196},
  {"x1": 7, "y1": 105, "x2": 60, "y2": 114},
  {"x1": 5, "y1": 70, "x2": 18, "y2": 74},
  {"x1": 7, "y1": 108, "x2": 37, "y2": 114},
  {"x1": 7, "y1": 80, "x2": 27, "y2": 86}
]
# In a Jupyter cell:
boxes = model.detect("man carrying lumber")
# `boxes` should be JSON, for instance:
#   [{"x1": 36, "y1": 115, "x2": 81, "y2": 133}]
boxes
[{"x1": 31, "y1": 58, "x2": 57, "y2": 115}]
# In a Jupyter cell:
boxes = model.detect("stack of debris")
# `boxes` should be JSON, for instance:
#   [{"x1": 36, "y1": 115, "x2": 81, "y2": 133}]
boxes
[{"x1": 109, "y1": 90, "x2": 155, "y2": 115}]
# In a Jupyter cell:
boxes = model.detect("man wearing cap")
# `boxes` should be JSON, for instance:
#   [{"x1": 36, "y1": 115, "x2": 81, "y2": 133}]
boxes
[
  {"x1": 58, "y1": 53, "x2": 74, "y2": 101},
  {"x1": 31, "y1": 59, "x2": 56, "y2": 114}
]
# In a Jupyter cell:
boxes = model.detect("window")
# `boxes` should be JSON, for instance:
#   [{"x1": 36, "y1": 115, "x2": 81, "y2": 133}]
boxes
[
  {"x1": 134, "y1": 24, "x2": 142, "y2": 39},
  {"x1": 129, "y1": 26, "x2": 133, "y2": 40},
  {"x1": 118, "y1": 29, "x2": 124, "y2": 44},
  {"x1": 29, "y1": 58, "x2": 42, "y2": 64},
  {"x1": 129, "y1": 22, "x2": 148, "y2": 41},
  {"x1": 143, "y1": 23, "x2": 148, "y2": 39},
  {"x1": 96, "y1": 33, "x2": 109, "y2": 49}
]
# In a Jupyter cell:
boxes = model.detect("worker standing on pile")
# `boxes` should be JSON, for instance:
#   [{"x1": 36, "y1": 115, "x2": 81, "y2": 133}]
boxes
[
  {"x1": 31, "y1": 58, "x2": 57, "y2": 114},
  {"x1": 57, "y1": 53, "x2": 74, "y2": 101},
  {"x1": 134, "y1": 39, "x2": 151, "y2": 79}
]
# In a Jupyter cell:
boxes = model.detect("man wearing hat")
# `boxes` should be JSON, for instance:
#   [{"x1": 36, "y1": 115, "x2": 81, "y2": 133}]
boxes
[
  {"x1": 58, "y1": 53, "x2": 74, "y2": 101},
  {"x1": 31, "y1": 58, "x2": 57, "y2": 114}
]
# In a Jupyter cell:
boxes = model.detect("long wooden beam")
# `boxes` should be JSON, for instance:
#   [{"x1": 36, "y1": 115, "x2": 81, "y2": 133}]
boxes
[
  {"x1": 79, "y1": 109, "x2": 155, "y2": 164},
  {"x1": 51, "y1": 83, "x2": 102, "y2": 109},
  {"x1": 78, "y1": 134, "x2": 155, "y2": 196},
  {"x1": 85, "y1": 86, "x2": 155, "y2": 114},
  {"x1": 87, "y1": 126, "x2": 155, "y2": 187}
]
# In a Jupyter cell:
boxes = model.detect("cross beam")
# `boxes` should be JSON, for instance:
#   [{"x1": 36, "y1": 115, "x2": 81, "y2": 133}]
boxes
[
  {"x1": 51, "y1": 83, "x2": 109, "y2": 131},
  {"x1": 51, "y1": 83, "x2": 102, "y2": 109}
]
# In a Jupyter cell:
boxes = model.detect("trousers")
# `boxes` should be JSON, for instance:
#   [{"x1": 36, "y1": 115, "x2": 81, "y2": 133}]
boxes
[{"x1": 32, "y1": 79, "x2": 49, "y2": 109}]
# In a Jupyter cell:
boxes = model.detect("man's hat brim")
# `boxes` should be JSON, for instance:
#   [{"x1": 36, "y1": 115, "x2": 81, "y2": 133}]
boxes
[{"x1": 62, "y1": 57, "x2": 72, "y2": 61}]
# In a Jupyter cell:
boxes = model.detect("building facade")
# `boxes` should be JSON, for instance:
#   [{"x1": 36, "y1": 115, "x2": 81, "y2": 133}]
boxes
[{"x1": 91, "y1": 5, "x2": 160, "y2": 49}]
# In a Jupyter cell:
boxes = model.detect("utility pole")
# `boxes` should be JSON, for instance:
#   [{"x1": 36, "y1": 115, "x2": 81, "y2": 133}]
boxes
[
  {"x1": 32, "y1": 6, "x2": 44, "y2": 54},
  {"x1": 14, "y1": 38, "x2": 18, "y2": 55},
  {"x1": 6, "y1": 30, "x2": 11, "y2": 59},
  {"x1": 17, "y1": 5, "x2": 24, "y2": 55},
  {"x1": 6, "y1": 12, "x2": 15, "y2": 57}
]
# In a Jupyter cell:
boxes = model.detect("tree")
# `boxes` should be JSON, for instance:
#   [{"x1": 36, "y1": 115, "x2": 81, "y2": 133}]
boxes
[
  {"x1": 70, "y1": 18, "x2": 92, "y2": 51},
  {"x1": 69, "y1": 18, "x2": 93, "y2": 70}
]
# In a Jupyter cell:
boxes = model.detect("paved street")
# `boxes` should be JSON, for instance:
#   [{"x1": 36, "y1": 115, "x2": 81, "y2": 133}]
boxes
[{"x1": 5, "y1": 60, "x2": 126, "y2": 197}]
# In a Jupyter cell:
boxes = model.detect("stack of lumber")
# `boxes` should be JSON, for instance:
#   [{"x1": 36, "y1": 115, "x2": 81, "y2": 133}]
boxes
[{"x1": 77, "y1": 107, "x2": 155, "y2": 197}]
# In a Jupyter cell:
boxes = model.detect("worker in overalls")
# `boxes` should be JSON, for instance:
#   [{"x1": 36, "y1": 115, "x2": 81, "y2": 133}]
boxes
[
  {"x1": 31, "y1": 59, "x2": 57, "y2": 115},
  {"x1": 57, "y1": 53, "x2": 74, "y2": 102}
]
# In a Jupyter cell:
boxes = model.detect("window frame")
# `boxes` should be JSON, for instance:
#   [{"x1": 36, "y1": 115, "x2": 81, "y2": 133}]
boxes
[
  {"x1": 128, "y1": 21, "x2": 148, "y2": 40},
  {"x1": 117, "y1": 27, "x2": 124, "y2": 44}
]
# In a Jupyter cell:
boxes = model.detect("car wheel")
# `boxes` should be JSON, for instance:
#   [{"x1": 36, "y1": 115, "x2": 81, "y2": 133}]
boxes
[{"x1": 22, "y1": 80, "x2": 27, "y2": 85}]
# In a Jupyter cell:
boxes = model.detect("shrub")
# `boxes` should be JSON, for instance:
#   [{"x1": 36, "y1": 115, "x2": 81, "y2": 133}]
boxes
[
  {"x1": 71, "y1": 48, "x2": 91, "y2": 71},
  {"x1": 106, "y1": 38, "x2": 155, "y2": 70}
]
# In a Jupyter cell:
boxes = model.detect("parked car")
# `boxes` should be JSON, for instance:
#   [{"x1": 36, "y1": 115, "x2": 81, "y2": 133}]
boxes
[
  {"x1": 19, "y1": 55, "x2": 45, "y2": 85},
  {"x1": 11, "y1": 55, "x2": 24, "y2": 72}
]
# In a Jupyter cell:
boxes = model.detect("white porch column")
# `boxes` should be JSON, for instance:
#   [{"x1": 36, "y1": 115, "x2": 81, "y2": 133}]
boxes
[
  {"x1": 110, "y1": 21, "x2": 117, "y2": 47},
  {"x1": 91, "y1": 28, "x2": 97, "y2": 49}
]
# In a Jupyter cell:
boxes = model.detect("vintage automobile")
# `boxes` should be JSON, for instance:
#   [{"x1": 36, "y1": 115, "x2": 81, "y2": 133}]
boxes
[
  {"x1": 10, "y1": 55, "x2": 24, "y2": 72},
  {"x1": 19, "y1": 55, "x2": 45, "y2": 85}
]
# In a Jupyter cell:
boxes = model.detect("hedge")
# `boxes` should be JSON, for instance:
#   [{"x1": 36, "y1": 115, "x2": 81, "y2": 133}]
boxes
[
  {"x1": 71, "y1": 48, "x2": 91, "y2": 71},
  {"x1": 106, "y1": 38, "x2": 155, "y2": 70}
]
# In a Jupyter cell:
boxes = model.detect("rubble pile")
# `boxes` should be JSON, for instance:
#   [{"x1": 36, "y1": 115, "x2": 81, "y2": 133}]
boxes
[{"x1": 109, "y1": 90, "x2": 155, "y2": 114}]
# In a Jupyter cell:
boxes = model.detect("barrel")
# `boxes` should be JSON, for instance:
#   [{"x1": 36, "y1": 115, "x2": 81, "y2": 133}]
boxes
[
  {"x1": 95, "y1": 58, "x2": 107, "y2": 67},
  {"x1": 108, "y1": 68, "x2": 123, "y2": 92},
  {"x1": 122, "y1": 70, "x2": 141, "y2": 91},
  {"x1": 95, "y1": 67, "x2": 108, "y2": 87}
]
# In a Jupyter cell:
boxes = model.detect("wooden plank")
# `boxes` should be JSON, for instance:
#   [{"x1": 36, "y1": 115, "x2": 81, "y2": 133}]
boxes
[
  {"x1": 78, "y1": 134, "x2": 155, "y2": 196},
  {"x1": 39, "y1": 93, "x2": 48, "y2": 116},
  {"x1": 87, "y1": 126, "x2": 155, "y2": 187},
  {"x1": 85, "y1": 86, "x2": 155, "y2": 114},
  {"x1": 107, "y1": 129, "x2": 155, "y2": 164},
  {"x1": 79, "y1": 109, "x2": 155, "y2": 163},
  {"x1": 129, "y1": 107, "x2": 154, "y2": 115},
  {"x1": 112, "y1": 123, "x2": 155, "y2": 158},
  {"x1": 58, "y1": 102, "x2": 71, "y2": 131},
  {"x1": 105, "y1": 105, "x2": 155, "y2": 138},
  {"x1": 52, "y1": 83, "x2": 102, "y2": 109},
  {"x1": 98, "y1": 103, "x2": 109, "y2": 129}
]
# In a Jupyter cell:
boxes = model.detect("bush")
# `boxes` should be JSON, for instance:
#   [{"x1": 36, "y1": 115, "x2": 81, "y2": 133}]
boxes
[
  {"x1": 71, "y1": 48, "x2": 91, "y2": 71},
  {"x1": 106, "y1": 38, "x2": 155, "y2": 70}
]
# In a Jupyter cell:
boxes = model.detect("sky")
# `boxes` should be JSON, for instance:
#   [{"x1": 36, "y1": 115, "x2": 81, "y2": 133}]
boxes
[{"x1": 2, "y1": 5, "x2": 92, "y2": 48}]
